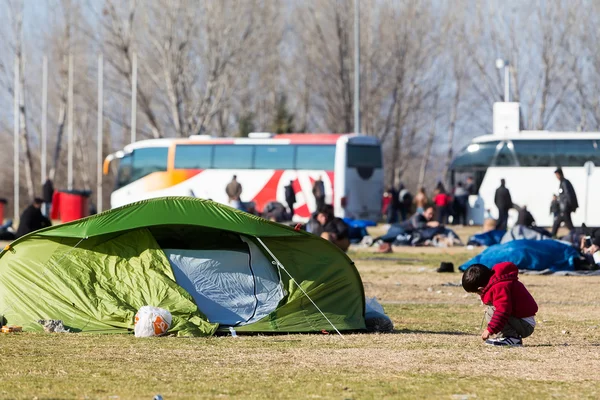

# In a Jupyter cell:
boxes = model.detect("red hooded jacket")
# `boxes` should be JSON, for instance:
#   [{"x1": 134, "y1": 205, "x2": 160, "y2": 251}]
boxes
[{"x1": 480, "y1": 262, "x2": 538, "y2": 334}]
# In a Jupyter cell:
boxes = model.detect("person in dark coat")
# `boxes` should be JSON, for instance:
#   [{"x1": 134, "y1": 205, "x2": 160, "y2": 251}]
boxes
[
  {"x1": 385, "y1": 186, "x2": 400, "y2": 224},
  {"x1": 552, "y1": 168, "x2": 578, "y2": 237},
  {"x1": 494, "y1": 179, "x2": 512, "y2": 230},
  {"x1": 465, "y1": 176, "x2": 477, "y2": 195},
  {"x1": 284, "y1": 181, "x2": 296, "y2": 219},
  {"x1": 312, "y1": 176, "x2": 326, "y2": 211},
  {"x1": 16, "y1": 198, "x2": 51, "y2": 239},
  {"x1": 42, "y1": 178, "x2": 54, "y2": 217},
  {"x1": 453, "y1": 181, "x2": 469, "y2": 226},
  {"x1": 549, "y1": 194, "x2": 560, "y2": 219},
  {"x1": 315, "y1": 205, "x2": 350, "y2": 252}
]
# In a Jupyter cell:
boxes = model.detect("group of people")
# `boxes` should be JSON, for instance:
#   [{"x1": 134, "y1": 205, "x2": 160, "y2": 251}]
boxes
[
  {"x1": 225, "y1": 175, "x2": 350, "y2": 251},
  {"x1": 384, "y1": 176, "x2": 477, "y2": 226},
  {"x1": 493, "y1": 168, "x2": 579, "y2": 237}
]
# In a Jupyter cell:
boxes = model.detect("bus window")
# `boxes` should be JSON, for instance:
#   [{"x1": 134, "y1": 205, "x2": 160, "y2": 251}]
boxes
[
  {"x1": 493, "y1": 142, "x2": 518, "y2": 166},
  {"x1": 174, "y1": 145, "x2": 213, "y2": 169},
  {"x1": 130, "y1": 147, "x2": 169, "y2": 182},
  {"x1": 347, "y1": 144, "x2": 382, "y2": 168},
  {"x1": 116, "y1": 153, "x2": 133, "y2": 189},
  {"x1": 554, "y1": 140, "x2": 600, "y2": 167},
  {"x1": 450, "y1": 141, "x2": 499, "y2": 169},
  {"x1": 295, "y1": 145, "x2": 336, "y2": 170},
  {"x1": 213, "y1": 145, "x2": 254, "y2": 169},
  {"x1": 512, "y1": 140, "x2": 554, "y2": 166},
  {"x1": 254, "y1": 145, "x2": 295, "y2": 169}
]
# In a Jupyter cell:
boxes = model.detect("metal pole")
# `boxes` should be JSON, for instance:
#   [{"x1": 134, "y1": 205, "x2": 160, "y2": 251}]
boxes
[
  {"x1": 131, "y1": 51, "x2": 137, "y2": 144},
  {"x1": 97, "y1": 54, "x2": 104, "y2": 213},
  {"x1": 67, "y1": 53, "x2": 74, "y2": 191},
  {"x1": 13, "y1": 57, "x2": 20, "y2": 222},
  {"x1": 41, "y1": 56, "x2": 48, "y2": 184},
  {"x1": 585, "y1": 174, "x2": 589, "y2": 223},
  {"x1": 504, "y1": 65, "x2": 510, "y2": 102},
  {"x1": 353, "y1": 0, "x2": 360, "y2": 134}
]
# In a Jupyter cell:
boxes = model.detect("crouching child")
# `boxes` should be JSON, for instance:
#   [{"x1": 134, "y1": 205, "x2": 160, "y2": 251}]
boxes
[{"x1": 462, "y1": 262, "x2": 538, "y2": 346}]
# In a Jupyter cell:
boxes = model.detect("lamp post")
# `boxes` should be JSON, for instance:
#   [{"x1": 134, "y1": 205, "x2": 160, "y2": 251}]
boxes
[
  {"x1": 354, "y1": 0, "x2": 360, "y2": 134},
  {"x1": 495, "y1": 59, "x2": 510, "y2": 102}
]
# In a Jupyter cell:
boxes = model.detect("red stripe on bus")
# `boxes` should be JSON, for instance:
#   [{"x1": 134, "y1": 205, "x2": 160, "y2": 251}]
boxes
[{"x1": 252, "y1": 170, "x2": 285, "y2": 212}]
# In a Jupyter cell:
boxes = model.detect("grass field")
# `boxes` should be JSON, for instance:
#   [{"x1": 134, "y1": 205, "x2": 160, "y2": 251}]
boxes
[{"x1": 2, "y1": 227, "x2": 600, "y2": 399}]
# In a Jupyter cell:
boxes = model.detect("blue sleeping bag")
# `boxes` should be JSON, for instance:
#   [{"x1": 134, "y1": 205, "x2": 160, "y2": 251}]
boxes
[
  {"x1": 459, "y1": 239, "x2": 579, "y2": 272},
  {"x1": 343, "y1": 218, "x2": 377, "y2": 244},
  {"x1": 467, "y1": 230, "x2": 505, "y2": 247}
]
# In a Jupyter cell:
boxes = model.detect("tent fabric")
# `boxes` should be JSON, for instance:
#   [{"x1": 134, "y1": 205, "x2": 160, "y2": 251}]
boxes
[
  {"x1": 459, "y1": 239, "x2": 579, "y2": 272},
  {"x1": 0, "y1": 197, "x2": 365, "y2": 336},
  {"x1": 164, "y1": 242, "x2": 284, "y2": 326},
  {"x1": 27, "y1": 197, "x2": 305, "y2": 241},
  {"x1": 0, "y1": 229, "x2": 218, "y2": 335}
]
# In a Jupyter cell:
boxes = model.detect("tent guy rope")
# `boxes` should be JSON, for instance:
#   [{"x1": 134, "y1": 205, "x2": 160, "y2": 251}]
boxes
[{"x1": 255, "y1": 237, "x2": 344, "y2": 338}]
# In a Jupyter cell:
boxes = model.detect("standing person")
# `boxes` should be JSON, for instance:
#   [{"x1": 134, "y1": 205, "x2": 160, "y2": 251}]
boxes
[
  {"x1": 385, "y1": 186, "x2": 399, "y2": 224},
  {"x1": 284, "y1": 181, "x2": 296, "y2": 219},
  {"x1": 552, "y1": 168, "x2": 578, "y2": 237},
  {"x1": 453, "y1": 181, "x2": 469, "y2": 226},
  {"x1": 312, "y1": 176, "x2": 326, "y2": 211},
  {"x1": 42, "y1": 178, "x2": 54, "y2": 218},
  {"x1": 413, "y1": 187, "x2": 428, "y2": 214},
  {"x1": 549, "y1": 194, "x2": 560, "y2": 220},
  {"x1": 433, "y1": 183, "x2": 451, "y2": 224},
  {"x1": 465, "y1": 176, "x2": 477, "y2": 195},
  {"x1": 398, "y1": 184, "x2": 413, "y2": 221},
  {"x1": 16, "y1": 198, "x2": 51, "y2": 239},
  {"x1": 494, "y1": 179, "x2": 512, "y2": 230},
  {"x1": 225, "y1": 175, "x2": 243, "y2": 203}
]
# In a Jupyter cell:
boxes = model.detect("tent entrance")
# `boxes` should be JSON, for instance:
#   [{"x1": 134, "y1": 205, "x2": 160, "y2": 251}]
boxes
[{"x1": 163, "y1": 237, "x2": 284, "y2": 326}]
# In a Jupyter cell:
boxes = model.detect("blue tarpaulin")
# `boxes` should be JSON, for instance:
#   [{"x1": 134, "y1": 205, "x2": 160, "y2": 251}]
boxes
[
  {"x1": 467, "y1": 230, "x2": 506, "y2": 247},
  {"x1": 459, "y1": 239, "x2": 579, "y2": 272},
  {"x1": 343, "y1": 218, "x2": 376, "y2": 243}
]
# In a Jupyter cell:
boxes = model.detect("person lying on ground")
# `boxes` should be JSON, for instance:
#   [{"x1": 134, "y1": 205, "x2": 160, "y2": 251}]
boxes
[
  {"x1": 315, "y1": 205, "x2": 350, "y2": 252},
  {"x1": 579, "y1": 226, "x2": 600, "y2": 267},
  {"x1": 462, "y1": 262, "x2": 538, "y2": 347},
  {"x1": 16, "y1": 198, "x2": 52, "y2": 239},
  {"x1": 375, "y1": 206, "x2": 439, "y2": 243}
]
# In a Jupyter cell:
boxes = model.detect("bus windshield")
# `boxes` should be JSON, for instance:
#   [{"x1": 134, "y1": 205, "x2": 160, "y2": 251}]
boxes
[{"x1": 116, "y1": 147, "x2": 169, "y2": 188}]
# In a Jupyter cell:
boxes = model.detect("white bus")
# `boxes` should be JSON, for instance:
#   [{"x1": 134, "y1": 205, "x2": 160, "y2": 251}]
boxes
[
  {"x1": 103, "y1": 133, "x2": 384, "y2": 221},
  {"x1": 449, "y1": 131, "x2": 600, "y2": 227}
]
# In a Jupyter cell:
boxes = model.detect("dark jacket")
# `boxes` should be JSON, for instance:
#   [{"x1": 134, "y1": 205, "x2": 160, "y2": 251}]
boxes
[
  {"x1": 494, "y1": 185, "x2": 513, "y2": 211},
  {"x1": 284, "y1": 184, "x2": 296, "y2": 205},
  {"x1": 550, "y1": 199, "x2": 560, "y2": 216},
  {"x1": 322, "y1": 217, "x2": 349, "y2": 240},
  {"x1": 480, "y1": 262, "x2": 538, "y2": 334},
  {"x1": 42, "y1": 180, "x2": 54, "y2": 203},
  {"x1": 312, "y1": 180, "x2": 325, "y2": 198},
  {"x1": 16, "y1": 205, "x2": 51, "y2": 238},
  {"x1": 517, "y1": 208, "x2": 535, "y2": 227},
  {"x1": 558, "y1": 178, "x2": 578, "y2": 213},
  {"x1": 388, "y1": 188, "x2": 400, "y2": 209},
  {"x1": 466, "y1": 182, "x2": 477, "y2": 195},
  {"x1": 399, "y1": 212, "x2": 428, "y2": 232}
]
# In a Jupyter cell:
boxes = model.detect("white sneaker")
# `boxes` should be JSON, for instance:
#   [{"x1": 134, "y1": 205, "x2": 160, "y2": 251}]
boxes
[{"x1": 485, "y1": 336, "x2": 523, "y2": 347}]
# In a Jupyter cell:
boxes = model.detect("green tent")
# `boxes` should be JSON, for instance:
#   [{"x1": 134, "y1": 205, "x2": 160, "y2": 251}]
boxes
[{"x1": 0, "y1": 197, "x2": 365, "y2": 336}]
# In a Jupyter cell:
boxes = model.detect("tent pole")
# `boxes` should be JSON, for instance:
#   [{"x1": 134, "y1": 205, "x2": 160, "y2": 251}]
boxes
[{"x1": 254, "y1": 237, "x2": 344, "y2": 338}]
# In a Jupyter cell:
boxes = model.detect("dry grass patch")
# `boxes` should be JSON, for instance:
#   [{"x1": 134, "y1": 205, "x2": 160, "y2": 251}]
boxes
[{"x1": 1, "y1": 247, "x2": 600, "y2": 399}]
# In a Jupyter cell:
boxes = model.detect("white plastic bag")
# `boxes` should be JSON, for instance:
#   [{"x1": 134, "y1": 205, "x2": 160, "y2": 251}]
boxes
[{"x1": 134, "y1": 306, "x2": 172, "y2": 337}]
